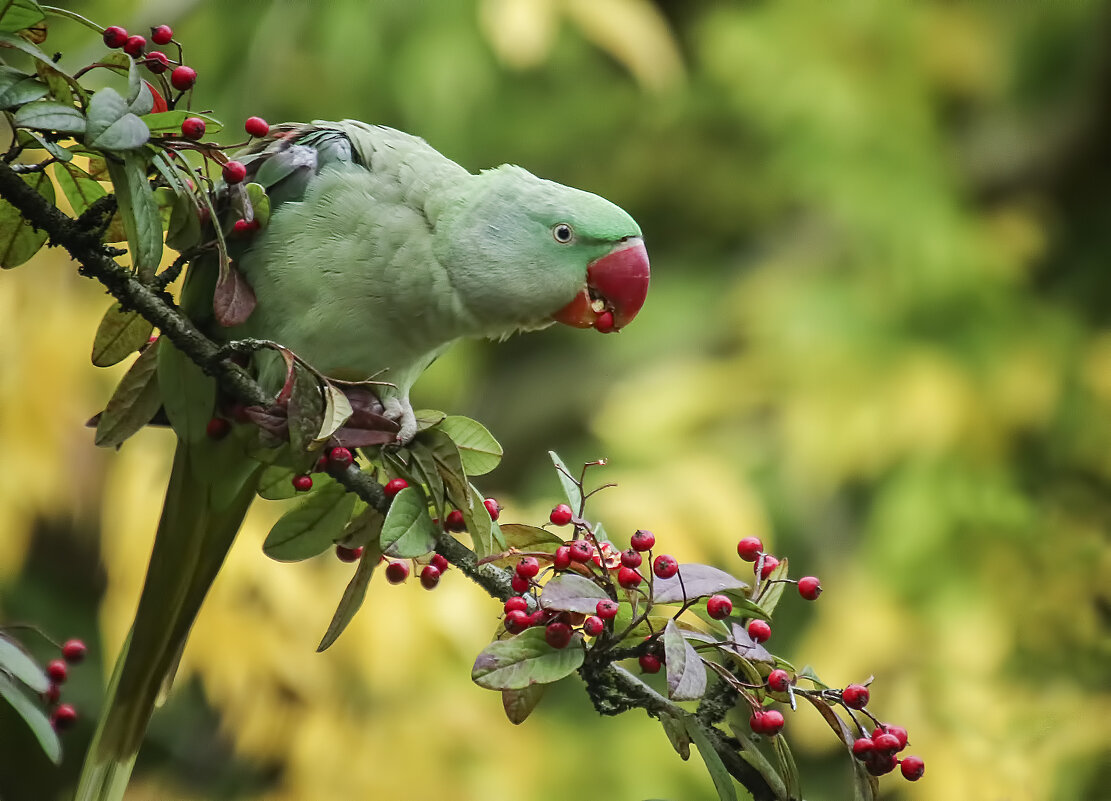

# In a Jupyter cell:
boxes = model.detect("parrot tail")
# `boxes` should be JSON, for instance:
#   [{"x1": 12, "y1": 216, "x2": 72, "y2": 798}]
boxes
[{"x1": 74, "y1": 434, "x2": 264, "y2": 801}]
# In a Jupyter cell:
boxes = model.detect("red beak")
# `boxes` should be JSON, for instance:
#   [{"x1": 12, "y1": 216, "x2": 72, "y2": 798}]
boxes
[{"x1": 553, "y1": 238, "x2": 650, "y2": 333}]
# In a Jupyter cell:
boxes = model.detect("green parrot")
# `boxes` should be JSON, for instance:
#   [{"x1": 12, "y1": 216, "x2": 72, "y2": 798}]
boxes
[{"x1": 75, "y1": 120, "x2": 650, "y2": 800}]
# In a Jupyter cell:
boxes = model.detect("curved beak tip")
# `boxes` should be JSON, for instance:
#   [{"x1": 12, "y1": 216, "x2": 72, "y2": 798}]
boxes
[{"x1": 553, "y1": 239, "x2": 651, "y2": 332}]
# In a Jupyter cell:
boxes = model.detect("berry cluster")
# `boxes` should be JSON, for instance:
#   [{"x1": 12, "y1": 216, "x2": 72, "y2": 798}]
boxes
[{"x1": 40, "y1": 638, "x2": 87, "y2": 732}]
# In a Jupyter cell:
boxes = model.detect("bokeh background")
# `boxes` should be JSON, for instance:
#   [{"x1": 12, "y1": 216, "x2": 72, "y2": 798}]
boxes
[{"x1": 2, "y1": 1, "x2": 1110, "y2": 799}]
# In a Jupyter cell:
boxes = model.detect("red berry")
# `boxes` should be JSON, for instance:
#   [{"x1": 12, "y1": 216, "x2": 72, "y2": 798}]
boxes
[
  {"x1": 593, "y1": 310, "x2": 616, "y2": 333},
  {"x1": 222, "y1": 160, "x2": 247, "y2": 184},
  {"x1": 144, "y1": 51, "x2": 169, "y2": 74},
  {"x1": 766, "y1": 669, "x2": 791, "y2": 693},
  {"x1": 232, "y1": 218, "x2": 260, "y2": 236},
  {"x1": 180, "y1": 117, "x2": 205, "y2": 140},
  {"x1": 420, "y1": 564, "x2": 441, "y2": 590},
  {"x1": 797, "y1": 575, "x2": 822, "y2": 600},
  {"x1": 617, "y1": 566, "x2": 643, "y2": 589},
  {"x1": 706, "y1": 594, "x2": 733, "y2": 620},
  {"x1": 736, "y1": 536, "x2": 763, "y2": 561},
  {"x1": 865, "y1": 751, "x2": 898, "y2": 776},
  {"x1": 545, "y1": 621, "x2": 572, "y2": 649},
  {"x1": 638, "y1": 653, "x2": 661, "y2": 673},
  {"x1": 630, "y1": 529, "x2": 655, "y2": 551},
  {"x1": 652, "y1": 554, "x2": 679, "y2": 579},
  {"x1": 852, "y1": 738, "x2": 875, "y2": 759},
  {"x1": 568, "y1": 539, "x2": 594, "y2": 563},
  {"x1": 510, "y1": 573, "x2": 531, "y2": 594},
  {"x1": 505, "y1": 609, "x2": 530, "y2": 634},
  {"x1": 441, "y1": 509, "x2": 464, "y2": 532},
  {"x1": 526, "y1": 610, "x2": 550, "y2": 628},
  {"x1": 328, "y1": 446, "x2": 353, "y2": 469},
  {"x1": 46, "y1": 659, "x2": 67, "y2": 684},
  {"x1": 205, "y1": 417, "x2": 230, "y2": 440},
  {"x1": 755, "y1": 554, "x2": 779, "y2": 579},
  {"x1": 596, "y1": 599, "x2": 619, "y2": 620},
  {"x1": 504, "y1": 596, "x2": 528, "y2": 614},
  {"x1": 515, "y1": 556, "x2": 540, "y2": 579},
  {"x1": 749, "y1": 711, "x2": 767, "y2": 734},
  {"x1": 170, "y1": 65, "x2": 197, "y2": 91},
  {"x1": 430, "y1": 553, "x2": 449, "y2": 573},
  {"x1": 50, "y1": 704, "x2": 77, "y2": 731},
  {"x1": 383, "y1": 478, "x2": 409, "y2": 498},
  {"x1": 553, "y1": 546, "x2": 572, "y2": 570},
  {"x1": 150, "y1": 24, "x2": 173, "y2": 45},
  {"x1": 747, "y1": 619, "x2": 771, "y2": 643},
  {"x1": 384, "y1": 561, "x2": 409, "y2": 584},
  {"x1": 123, "y1": 35, "x2": 146, "y2": 57},
  {"x1": 619, "y1": 548, "x2": 642, "y2": 569},
  {"x1": 873, "y1": 724, "x2": 909, "y2": 750},
  {"x1": 873, "y1": 733, "x2": 901, "y2": 753},
  {"x1": 102, "y1": 26, "x2": 128, "y2": 48},
  {"x1": 582, "y1": 615, "x2": 604, "y2": 636},
  {"x1": 760, "y1": 709, "x2": 784, "y2": 735},
  {"x1": 900, "y1": 755, "x2": 925, "y2": 781},
  {"x1": 244, "y1": 116, "x2": 270, "y2": 138},
  {"x1": 549, "y1": 503, "x2": 573, "y2": 526},
  {"x1": 842, "y1": 683, "x2": 870, "y2": 710},
  {"x1": 335, "y1": 544, "x2": 362, "y2": 563},
  {"x1": 291, "y1": 474, "x2": 313, "y2": 492},
  {"x1": 61, "y1": 639, "x2": 86, "y2": 664},
  {"x1": 483, "y1": 497, "x2": 501, "y2": 521}
]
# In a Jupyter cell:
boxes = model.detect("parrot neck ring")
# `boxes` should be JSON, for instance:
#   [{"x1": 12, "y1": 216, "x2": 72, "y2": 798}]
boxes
[{"x1": 552, "y1": 237, "x2": 650, "y2": 334}]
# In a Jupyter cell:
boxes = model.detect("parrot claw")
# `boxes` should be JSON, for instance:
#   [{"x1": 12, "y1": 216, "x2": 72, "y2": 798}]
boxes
[{"x1": 381, "y1": 394, "x2": 418, "y2": 445}]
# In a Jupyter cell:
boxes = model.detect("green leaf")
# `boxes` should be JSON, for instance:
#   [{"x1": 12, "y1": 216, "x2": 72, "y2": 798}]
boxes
[
  {"x1": 0, "y1": 31, "x2": 54, "y2": 67},
  {"x1": 141, "y1": 110, "x2": 223, "y2": 136},
  {"x1": 91, "y1": 302, "x2": 153, "y2": 367},
  {"x1": 407, "y1": 439, "x2": 447, "y2": 519},
  {"x1": 105, "y1": 152, "x2": 162, "y2": 279},
  {"x1": 317, "y1": 537, "x2": 382, "y2": 651},
  {"x1": 245, "y1": 181, "x2": 270, "y2": 227},
  {"x1": 380, "y1": 485, "x2": 437, "y2": 558},
  {"x1": 727, "y1": 720, "x2": 789, "y2": 800},
  {"x1": 502, "y1": 684, "x2": 547, "y2": 725},
  {"x1": 0, "y1": 74, "x2": 46, "y2": 109},
  {"x1": 413, "y1": 408, "x2": 446, "y2": 431},
  {"x1": 35, "y1": 61, "x2": 76, "y2": 107},
  {"x1": 287, "y1": 363, "x2": 324, "y2": 452},
  {"x1": 338, "y1": 503, "x2": 385, "y2": 549},
  {"x1": 663, "y1": 619, "x2": 708, "y2": 701},
  {"x1": 686, "y1": 720, "x2": 738, "y2": 801},
  {"x1": 17, "y1": 129, "x2": 70, "y2": 161},
  {"x1": 438, "y1": 415, "x2": 502, "y2": 475},
  {"x1": 659, "y1": 711, "x2": 691, "y2": 760},
  {"x1": 125, "y1": 56, "x2": 150, "y2": 115},
  {"x1": 772, "y1": 734, "x2": 801, "y2": 801},
  {"x1": 756, "y1": 557, "x2": 789, "y2": 618},
  {"x1": 0, "y1": 633, "x2": 48, "y2": 692},
  {"x1": 316, "y1": 383, "x2": 352, "y2": 444},
  {"x1": 652, "y1": 564, "x2": 749, "y2": 604},
  {"x1": 463, "y1": 482, "x2": 501, "y2": 558},
  {"x1": 84, "y1": 86, "x2": 149, "y2": 151},
  {"x1": 12, "y1": 99, "x2": 85, "y2": 133},
  {"x1": 419, "y1": 428, "x2": 468, "y2": 509},
  {"x1": 471, "y1": 627, "x2": 585, "y2": 690},
  {"x1": 263, "y1": 480, "x2": 356, "y2": 562},
  {"x1": 94, "y1": 340, "x2": 163, "y2": 447},
  {"x1": 165, "y1": 189, "x2": 201, "y2": 252},
  {"x1": 54, "y1": 161, "x2": 107, "y2": 220},
  {"x1": 540, "y1": 572, "x2": 611, "y2": 614},
  {"x1": 499, "y1": 523, "x2": 564, "y2": 553},
  {"x1": 257, "y1": 464, "x2": 299, "y2": 500},
  {"x1": 0, "y1": 672, "x2": 60, "y2": 764},
  {"x1": 157, "y1": 337, "x2": 216, "y2": 443},
  {"x1": 548, "y1": 450, "x2": 583, "y2": 511},
  {"x1": 0, "y1": 0, "x2": 44, "y2": 34},
  {"x1": 0, "y1": 168, "x2": 53, "y2": 268}
]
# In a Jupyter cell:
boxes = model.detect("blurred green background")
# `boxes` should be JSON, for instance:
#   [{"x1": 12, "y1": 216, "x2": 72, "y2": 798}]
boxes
[{"x1": 2, "y1": 1, "x2": 1110, "y2": 799}]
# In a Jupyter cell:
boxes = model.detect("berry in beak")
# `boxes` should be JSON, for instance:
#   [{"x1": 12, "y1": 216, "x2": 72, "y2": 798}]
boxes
[{"x1": 553, "y1": 238, "x2": 650, "y2": 333}]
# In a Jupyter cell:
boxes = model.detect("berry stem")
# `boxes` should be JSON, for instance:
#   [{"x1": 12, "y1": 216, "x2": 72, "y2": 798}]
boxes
[{"x1": 39, "y1": 5, "x2": 101, "y2": 32}]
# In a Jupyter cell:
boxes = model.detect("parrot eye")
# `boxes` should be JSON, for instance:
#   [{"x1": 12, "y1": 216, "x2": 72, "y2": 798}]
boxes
[{"x1": 552, "y1": 223, "x2": 574, "y2": 243}]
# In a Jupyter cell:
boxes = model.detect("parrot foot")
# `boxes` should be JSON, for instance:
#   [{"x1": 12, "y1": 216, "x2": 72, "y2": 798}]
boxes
[{"x1": 382, "y1": 395, "x2": 417, "y2": 444}]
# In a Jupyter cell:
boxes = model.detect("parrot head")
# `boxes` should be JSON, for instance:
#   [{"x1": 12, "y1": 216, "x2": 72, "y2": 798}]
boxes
[{"x1": 446, "y1": 165, "x2": 650, "y2": 336}]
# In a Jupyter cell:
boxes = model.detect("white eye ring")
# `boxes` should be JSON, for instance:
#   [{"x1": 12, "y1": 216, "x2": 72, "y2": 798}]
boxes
[{"x1": 552, "y1": 223, "x2": 574, "y2": 243}]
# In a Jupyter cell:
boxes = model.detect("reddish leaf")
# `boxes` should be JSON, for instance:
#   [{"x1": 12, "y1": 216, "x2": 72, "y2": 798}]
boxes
[{"x1": 213, "y1": 265, "x2": 256, "y2": 326}]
